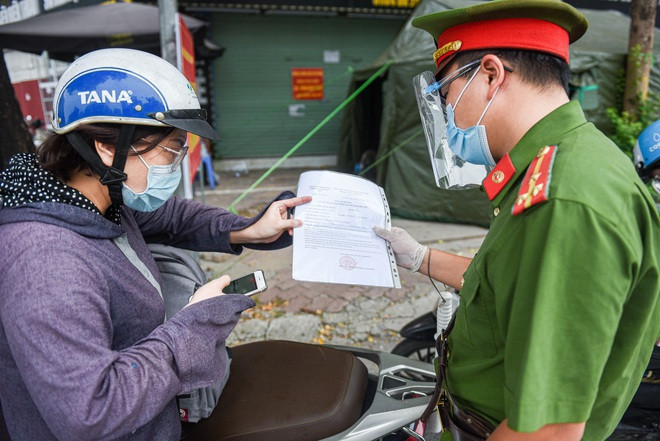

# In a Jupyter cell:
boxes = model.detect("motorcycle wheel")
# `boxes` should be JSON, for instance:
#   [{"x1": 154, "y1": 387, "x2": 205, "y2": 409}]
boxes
[{"x1": 391, "y1": 338, "x2": 436, "y2": 363}]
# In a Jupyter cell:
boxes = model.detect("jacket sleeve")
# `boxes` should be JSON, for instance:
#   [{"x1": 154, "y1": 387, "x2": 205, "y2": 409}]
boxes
[
  {"x1": 130, "y1": 191, "x2": 297, "y2": 253},
  {"x1": 0, "y1": 232, "x2": 255, "y2": 441}
]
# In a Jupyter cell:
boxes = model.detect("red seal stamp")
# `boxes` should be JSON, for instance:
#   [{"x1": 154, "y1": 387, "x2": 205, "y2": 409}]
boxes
[{"x1": 339, "y1": 255, "x2": 356, "y2": 270}]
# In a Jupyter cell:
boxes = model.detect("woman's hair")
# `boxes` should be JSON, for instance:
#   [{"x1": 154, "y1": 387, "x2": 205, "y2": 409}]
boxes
[
  {"x1": 38, "y1": 124, "x2": 175, "y2": 182},
  {"x1": 449, "y1": 49, "x2": 572, "y2": 96}
]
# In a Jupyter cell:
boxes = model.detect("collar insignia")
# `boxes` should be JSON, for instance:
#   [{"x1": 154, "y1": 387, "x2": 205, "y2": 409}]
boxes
[
  {"x1": 483, "y1": 154, "x2": 515, "y2": 201},
  {"x1": 512, "y1": 145, "x2": 557, "y2": 216}
]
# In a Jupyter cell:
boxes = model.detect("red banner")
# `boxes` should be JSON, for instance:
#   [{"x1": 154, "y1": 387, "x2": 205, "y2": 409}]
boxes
[
  {"x1": 177, "y1": 14, "x2": 202, "y2": 184},
  {"x1": 292, "y1": 68, "x2": 324, "y2": 100},
  {"x1": 12, "y1": 79, "x2": 46, "y2": 123}
]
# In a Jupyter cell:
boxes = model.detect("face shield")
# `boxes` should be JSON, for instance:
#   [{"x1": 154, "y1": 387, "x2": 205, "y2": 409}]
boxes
[{"x1": 412, "y1": 71, "x2": 491, "y2": 190}]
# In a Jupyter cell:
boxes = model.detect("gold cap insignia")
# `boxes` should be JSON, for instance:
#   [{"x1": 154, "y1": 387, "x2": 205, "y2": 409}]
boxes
[{"x1": 433, "y1": 40, "x2": 462, "y2": 62}]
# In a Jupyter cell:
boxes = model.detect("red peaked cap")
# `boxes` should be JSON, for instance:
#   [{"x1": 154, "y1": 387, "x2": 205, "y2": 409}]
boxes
[{"x1": 412, "y1": 0, "x2": 588, "y2": 73}]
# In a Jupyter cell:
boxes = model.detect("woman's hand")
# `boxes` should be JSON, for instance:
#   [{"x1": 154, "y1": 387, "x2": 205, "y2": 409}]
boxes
[
  {"x1": 230, "y1": 196, "x2": 312, "y2": 244},
  {"x1": 185, "y1": 275, "x2": 230, "y2": 307}
]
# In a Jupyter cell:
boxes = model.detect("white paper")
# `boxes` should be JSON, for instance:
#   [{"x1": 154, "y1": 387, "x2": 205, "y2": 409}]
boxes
[{"x1": 292, "y1": 170, "x2": 401, "y2": 288}]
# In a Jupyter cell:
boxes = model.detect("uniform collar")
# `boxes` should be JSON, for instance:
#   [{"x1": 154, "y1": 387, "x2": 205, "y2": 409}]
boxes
[{"x1": 483, "y1": 100, "x2": 587, "y2": 208}]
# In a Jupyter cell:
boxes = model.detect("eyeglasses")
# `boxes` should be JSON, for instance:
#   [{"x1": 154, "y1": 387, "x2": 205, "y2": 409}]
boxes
[
  {"x1": 436, "y1": 59, "x2": 483, "y2": 107},
  {"x1": 435, "y1": 58, "x2": 514, "y2": 108},
  {"x1": 137, "y1": 137, "x2": 189, "y2": 172},
  {"x1": 156, "y1": 144, "x2": 189, "y2": 173}
]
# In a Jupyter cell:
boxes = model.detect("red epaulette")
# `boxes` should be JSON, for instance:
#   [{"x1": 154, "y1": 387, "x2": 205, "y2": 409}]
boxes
[{"x1": 512, "y1": 145, "x2": 557, "y2": 216}]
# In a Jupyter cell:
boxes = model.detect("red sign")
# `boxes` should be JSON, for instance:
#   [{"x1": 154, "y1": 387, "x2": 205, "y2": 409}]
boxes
[
  {"x1": 292, "y1": 68, "x2": 324, "y2": 100},
  {"x1": 12, "y1": 79, "x2": 46, "y2": 123},
  {"x1": 177, "y1": 14, "x2": 202, "y2": 184}
]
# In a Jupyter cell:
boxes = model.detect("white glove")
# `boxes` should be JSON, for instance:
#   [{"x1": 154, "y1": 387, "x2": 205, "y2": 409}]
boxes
[{"x1": 373, "y1": 226, "x2": 428, "y2": 272}]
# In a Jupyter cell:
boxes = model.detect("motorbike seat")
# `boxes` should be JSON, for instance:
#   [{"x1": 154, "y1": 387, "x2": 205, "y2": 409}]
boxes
[{"x1": 182, "y1": 339, "x2": 368, "y2": 441}]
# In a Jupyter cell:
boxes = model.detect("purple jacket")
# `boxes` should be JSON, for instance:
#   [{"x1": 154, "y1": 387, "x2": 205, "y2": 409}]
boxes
[{"x1": 0, "y1": 195, "x2": 293, "y2": 440}]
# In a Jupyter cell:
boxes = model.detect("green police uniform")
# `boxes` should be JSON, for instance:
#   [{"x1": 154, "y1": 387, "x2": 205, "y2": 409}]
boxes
[{"x1": 446, "y1": 101, "x2": 660, "y2": 439}]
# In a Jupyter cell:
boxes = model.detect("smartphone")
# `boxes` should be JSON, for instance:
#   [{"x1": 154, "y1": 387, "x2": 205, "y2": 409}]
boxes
[{"x1": 223, "y1": 270, "x2": 267, "y2": 296}]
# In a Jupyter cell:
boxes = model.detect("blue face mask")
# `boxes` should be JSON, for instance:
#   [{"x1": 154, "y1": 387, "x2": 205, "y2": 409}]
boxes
[
  {"x1": 122, "y1": 148, "x2": 182, "y2": 212},
  {"x1": 445, "y1": 68, "x2": 498, "y2": 167}
]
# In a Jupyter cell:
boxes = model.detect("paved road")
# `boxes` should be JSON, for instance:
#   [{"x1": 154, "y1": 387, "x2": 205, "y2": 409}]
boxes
[{"x1": 197, "y1": 167, "x2": 488, "y2": 353}]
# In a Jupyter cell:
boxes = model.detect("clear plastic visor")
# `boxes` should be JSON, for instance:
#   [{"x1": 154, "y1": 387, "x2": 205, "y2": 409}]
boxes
[{"x1": 412, "y1": 71, "x2": 491, "y2": 190}]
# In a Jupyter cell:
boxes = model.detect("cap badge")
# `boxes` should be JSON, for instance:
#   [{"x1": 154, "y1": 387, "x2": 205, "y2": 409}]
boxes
[{"x1": 433, "y1": 40, "x2": 462, "y2": 62}]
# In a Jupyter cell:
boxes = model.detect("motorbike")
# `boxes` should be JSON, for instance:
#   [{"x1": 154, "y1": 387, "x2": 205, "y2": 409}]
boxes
[
  {"x1": 392, "y1": 311, "x2": 438, "y2": 363},
  {"x1": 392, "y1": 296, "x2": 660, "y2": 440},
  {"x1": 156, "y1": 243, "x2": 443, "y2": 441},
  {"x1": 391, "y1": 290, "x2": 459, "y2": 364},
  {"x1": 180, "y1": 339, "x2": 440, "y2": 441},
  {"x1": 0, "y1": 340, "x2": 440, "y2": 441}
]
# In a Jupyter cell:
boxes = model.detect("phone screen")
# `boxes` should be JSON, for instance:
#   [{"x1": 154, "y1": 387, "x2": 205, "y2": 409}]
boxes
[{"x1": 227, "y1": 273, "x2": 259, "y2": 295}]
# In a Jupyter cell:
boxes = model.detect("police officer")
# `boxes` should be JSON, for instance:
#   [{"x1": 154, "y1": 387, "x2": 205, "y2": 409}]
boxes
[{"x1": 374, "y1": 1, "x2": 660, "y2": 440}]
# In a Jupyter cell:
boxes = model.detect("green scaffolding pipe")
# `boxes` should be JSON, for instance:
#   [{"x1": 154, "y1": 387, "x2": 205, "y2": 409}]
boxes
[
  {"x1": 358, "y1": 127, "x2": 424, "y2": 177},
  {"x1": 228, "y1": 59, "x2": 394, "y2": 213}
]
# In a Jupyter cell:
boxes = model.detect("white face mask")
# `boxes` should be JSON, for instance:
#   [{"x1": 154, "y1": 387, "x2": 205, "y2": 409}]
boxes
[{"x1": 653, "y1": 177, "x2": 660, "y2": 195}]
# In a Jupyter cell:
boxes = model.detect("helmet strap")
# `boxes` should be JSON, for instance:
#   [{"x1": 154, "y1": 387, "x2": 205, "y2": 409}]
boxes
[
  {"x1": 108, "y1": 125, "x2": 135, "y2": 205},
  {"x1": 65, "y1": 125, "x2": 135, "y2": 207}
]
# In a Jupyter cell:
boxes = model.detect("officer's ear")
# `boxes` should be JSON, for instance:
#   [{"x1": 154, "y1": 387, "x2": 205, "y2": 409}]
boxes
[{"x1": 481, "y1": 54, "x2": 507, "y2": 100}]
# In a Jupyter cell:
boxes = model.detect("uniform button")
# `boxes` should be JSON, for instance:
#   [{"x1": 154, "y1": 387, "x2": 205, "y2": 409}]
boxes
[
  {"x1": 116, "y1": 237, "x2": 124, "y2": 243},
  {"x1": 494, "y1": 207, "x2": 500, "y2": 216}
]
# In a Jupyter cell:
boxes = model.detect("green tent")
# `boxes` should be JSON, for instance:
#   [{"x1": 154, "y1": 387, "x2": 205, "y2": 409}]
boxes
[{"x1": 338, "y1": 0, "x2": 660, "y2": 227}]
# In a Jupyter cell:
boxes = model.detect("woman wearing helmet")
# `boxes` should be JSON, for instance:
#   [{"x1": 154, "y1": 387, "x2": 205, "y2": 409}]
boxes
[{"x1": 0, "y1": 48, "x2": 309, "y2": 440}]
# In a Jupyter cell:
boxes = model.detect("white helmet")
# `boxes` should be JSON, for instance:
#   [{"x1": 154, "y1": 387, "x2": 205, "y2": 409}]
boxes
[
  {"x1": 51, "y1": 48, "x2": 218, "y2": 207},
  {"x1": 52, "y1": 48, "x2": 218, "y2": 140}
]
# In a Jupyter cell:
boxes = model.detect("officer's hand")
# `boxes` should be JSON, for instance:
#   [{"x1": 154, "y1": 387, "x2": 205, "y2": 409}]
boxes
[
  {"x1": 373, "y1": 226, "x2": 428, "y2": 272},
  {"x1": 186, "y1": 275, "x2": 229, "y2": 307}
]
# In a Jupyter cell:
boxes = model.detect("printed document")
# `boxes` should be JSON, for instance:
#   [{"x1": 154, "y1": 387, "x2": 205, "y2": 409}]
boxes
[{"x1": 292, "y1": 171, "x2": 401, "y2": 288}]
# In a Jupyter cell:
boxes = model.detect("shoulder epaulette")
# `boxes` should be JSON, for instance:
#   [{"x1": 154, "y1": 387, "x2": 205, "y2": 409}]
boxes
[{"x1": 512, "y1": 145, "x2": 557, "y2": 216}]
